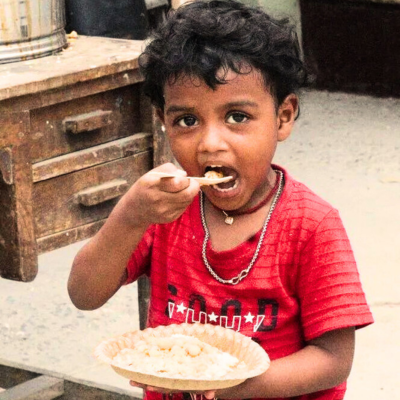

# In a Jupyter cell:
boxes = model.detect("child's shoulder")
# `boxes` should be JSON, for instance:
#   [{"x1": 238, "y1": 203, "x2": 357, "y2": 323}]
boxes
[{"x1": 278, "y1": 165, "x2": 339, "y2": 227}]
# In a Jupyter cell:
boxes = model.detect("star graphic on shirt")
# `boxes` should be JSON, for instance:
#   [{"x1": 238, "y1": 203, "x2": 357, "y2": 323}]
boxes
[
  {"x1": 176, "y1": 302, "x2": 187, "y2": 314},
  {"x1": 208, "y1": 312, "x2": 218, "y2": 322},
  {"x1": 244, "y1": 312, "x2": 255, "y2": 323}
]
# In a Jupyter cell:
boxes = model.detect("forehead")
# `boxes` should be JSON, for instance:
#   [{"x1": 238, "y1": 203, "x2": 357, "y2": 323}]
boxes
[{"x1": 163, "y1": 69, "x2": 272, "y2": 104}]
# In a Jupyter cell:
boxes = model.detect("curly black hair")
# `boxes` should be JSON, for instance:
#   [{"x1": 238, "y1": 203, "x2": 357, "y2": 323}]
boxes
[{"x1": 139, "y1": 0, "x2": 309, "y2": 110}]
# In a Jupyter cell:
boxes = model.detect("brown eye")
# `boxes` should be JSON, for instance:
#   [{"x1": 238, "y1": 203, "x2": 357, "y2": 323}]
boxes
[
  {"x1": 226, "y1": 112, "x2": 249, "y2": 124},
  {"x1": 177, "y1": 115, "x2": 198, "y2": 127}
]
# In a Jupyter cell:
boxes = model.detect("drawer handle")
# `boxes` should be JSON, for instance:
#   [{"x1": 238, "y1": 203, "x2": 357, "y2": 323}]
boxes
[
  {"x1": 74, "y1": 179, "x2": 129, "y2": 207},
  {"x1": 63, "y1": 110, "x2": 113, "y2": 134}
]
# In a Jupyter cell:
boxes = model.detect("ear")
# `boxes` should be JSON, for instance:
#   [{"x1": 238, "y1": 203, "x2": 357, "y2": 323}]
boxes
[{"x1": 277, "y1": 94, "x2": 299, "y2": 142}]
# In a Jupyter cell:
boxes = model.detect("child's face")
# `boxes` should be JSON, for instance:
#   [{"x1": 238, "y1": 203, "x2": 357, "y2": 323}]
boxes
[{"x1": 158, "y1": 69, "x2": 297, "y2": 211}]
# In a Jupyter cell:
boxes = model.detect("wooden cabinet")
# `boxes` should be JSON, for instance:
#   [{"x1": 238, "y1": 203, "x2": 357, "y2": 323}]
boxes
[{"x1": 0, "y1": 36, "x2": 172, "y2": 282}]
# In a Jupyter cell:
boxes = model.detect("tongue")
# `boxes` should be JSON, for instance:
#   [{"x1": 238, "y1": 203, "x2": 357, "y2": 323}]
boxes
[
  {"x1": 216, "y1": 179, "x2": 236, "y2": 189},
  {"x1": 217, "y1": 167, "x2": 238, "y2": 189}
]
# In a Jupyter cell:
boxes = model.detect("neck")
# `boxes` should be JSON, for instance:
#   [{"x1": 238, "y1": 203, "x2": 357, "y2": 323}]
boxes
[{"x1": 214, "y1": 170, "x2": 280, "y2": 217}]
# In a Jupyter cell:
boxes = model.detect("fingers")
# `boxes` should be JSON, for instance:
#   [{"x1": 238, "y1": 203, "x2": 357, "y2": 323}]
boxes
[
  {"x1": 158, "y1": 175, "x2": 191, "y2": 194},
  {"x1": 129, "y1": 381, "x2": 172, "y2": 394},
  {"x1": 129, "y1": 381, "x2": 145, "y2": 389},
  {"x1": 122, "y1": 164, "x2": 200, "y2": 226},
  {"x1": 129, "y1": 381, "x2": 217, "y2": 399},
  {"x1": 146, "y1": 166, "x2": 200, "y2": 203},
  {"x1": 148, "y1": 166, "x2": 191, "y2": 194}
]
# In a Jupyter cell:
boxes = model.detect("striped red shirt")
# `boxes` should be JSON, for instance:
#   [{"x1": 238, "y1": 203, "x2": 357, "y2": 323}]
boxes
[{"x1": 126, "y1": 165, "x2": 373, "y2": 400}]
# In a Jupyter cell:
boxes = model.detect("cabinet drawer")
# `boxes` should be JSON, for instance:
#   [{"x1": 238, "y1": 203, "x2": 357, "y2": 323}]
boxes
[
  {"x1": 30, "y1": 84, "x2": 148, "y2": 163},
  {"x1": 32, "y1": 151, "x2": 152, "y2": 238}
]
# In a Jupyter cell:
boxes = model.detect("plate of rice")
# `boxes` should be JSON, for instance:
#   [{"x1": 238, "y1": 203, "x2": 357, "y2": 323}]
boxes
[{"x1": 94, "y1": 323, "x2": 270, "y2": 391}]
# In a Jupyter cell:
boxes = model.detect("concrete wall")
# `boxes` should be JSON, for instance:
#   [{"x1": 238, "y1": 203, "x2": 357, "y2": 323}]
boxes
[{"x1": 241, "y1": 0, "x2": 302, "y2": 51}]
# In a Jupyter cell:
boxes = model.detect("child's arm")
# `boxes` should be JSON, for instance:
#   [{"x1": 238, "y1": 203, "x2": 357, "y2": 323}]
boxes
[
  {"x1": 212, "y1": 327, "x2": 355, "y2": 399},
  {"x1": 67, "y1": 164, "x2": 200, "y2": 310}
]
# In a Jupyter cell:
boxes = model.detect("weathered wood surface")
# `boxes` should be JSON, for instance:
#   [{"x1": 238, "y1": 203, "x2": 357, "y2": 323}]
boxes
[
  {"x1": 28, "y1": 85, "x2": 144, "y2": 163},
  {"x1": 62, "y1": 110, "x2": 114, "y2": 135},
  {"x1": 0, "y1": 365, "x2": 39, "y2": 390},
  {"x1": 37, "y1": 220, "x2": 106, "y2": 254},
  {"x1": 0, "y1": 148, "x2": 13, "y2": 185},
  {"x1": 32, "y1": 133, "x2": 153, "y2": 182},
  {"x1": 0, "y1": 69, "x2": 144, "y2": 114},
  {"x1": 74, "y1": 179, "x2": 129, "y2": 207},
  {"x1": 0, "y1": 113, "x2": 37, "y2": 282},
  {"x1": 0, "y1": 36, "x2": 171, "y2": 283},
  {"x1": 138, "y1": 276, "x2": 151, "y2": 330},
  {"x1": 33, "y1": 151, "x2": 152, "y2": 238},
  {"x1": 0, "y1": 375, "x2": 64, "y2": 400},
  {"x1": 0, "y1": 365, "x2": 139, "y2": 400},
  {"x1": 152, "y1": 110, "x2": 175, "y2": 166},
  {"x1": 0, "y1": 36, "x2": 144, "y2": 102},
  {"x1": 137, "y1": 109, "x2": 174, "y2": 330}
]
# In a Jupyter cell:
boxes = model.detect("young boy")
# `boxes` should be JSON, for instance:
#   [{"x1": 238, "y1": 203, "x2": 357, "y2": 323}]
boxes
[{"x1": 68, "y1": 1, "x2": 373, "y2": 399}]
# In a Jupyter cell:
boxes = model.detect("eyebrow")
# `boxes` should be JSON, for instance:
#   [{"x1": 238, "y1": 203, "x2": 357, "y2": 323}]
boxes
[
  {"x1": 224, "y1": 101, "x2": 259, "y2": 109},
  {"x1": 165, "y1": 101, "x2": 258, "y2": 115},
  {"x1": 165, "y1": 105, "x2": 195, "y2": 115}
]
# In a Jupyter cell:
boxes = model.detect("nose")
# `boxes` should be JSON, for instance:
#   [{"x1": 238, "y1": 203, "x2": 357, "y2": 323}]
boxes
[{"x1": 197, "y1": 124, "x2": 229, "y2": 154}]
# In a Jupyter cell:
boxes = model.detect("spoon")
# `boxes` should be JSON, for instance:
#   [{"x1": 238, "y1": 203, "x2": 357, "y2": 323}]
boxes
[{"x1": 149, "y1": 171, "x2": 233, "y2": 186}]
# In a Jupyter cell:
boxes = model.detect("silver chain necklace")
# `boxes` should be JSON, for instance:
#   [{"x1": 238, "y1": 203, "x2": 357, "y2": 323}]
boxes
[{"x1": 200, "y1": 170, "x2": 284, "y2": 285}]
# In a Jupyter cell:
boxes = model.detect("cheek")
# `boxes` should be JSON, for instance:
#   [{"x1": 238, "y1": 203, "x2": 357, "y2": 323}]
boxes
[
  {"x1": 239, "y1": 139, "x2": 276, "y2": 174},
  {"x1": 168, "y1": 137, "x2": 197, "y2": 167}
]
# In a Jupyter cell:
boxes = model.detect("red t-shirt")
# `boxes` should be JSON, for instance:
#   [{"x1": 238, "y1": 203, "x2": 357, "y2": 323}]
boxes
[{"x1": 126, "y1": 166, "x2": 373, "y2": 400}]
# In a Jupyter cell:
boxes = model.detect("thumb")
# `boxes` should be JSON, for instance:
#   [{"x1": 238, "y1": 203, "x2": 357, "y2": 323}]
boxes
[{"x1": 203, "y1": 390, "x2": 216, "y2": 399}]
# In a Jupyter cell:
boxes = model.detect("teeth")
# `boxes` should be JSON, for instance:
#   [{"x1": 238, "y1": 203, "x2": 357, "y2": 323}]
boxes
[
  {"x1": 205, "y1": 165, "x2": 223, "y2": 174},
  {"x1": 212, "y1": 179, "x2": 239, "y2": 192}
]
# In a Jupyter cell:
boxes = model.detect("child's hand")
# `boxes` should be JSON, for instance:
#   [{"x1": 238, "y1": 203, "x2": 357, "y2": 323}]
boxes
[
  {"x1": 120, "y1": 163, "x2": 200, "y2": 227},
  {"x1": 129, "y1": 381, "x2": 216, "y2": 399}
]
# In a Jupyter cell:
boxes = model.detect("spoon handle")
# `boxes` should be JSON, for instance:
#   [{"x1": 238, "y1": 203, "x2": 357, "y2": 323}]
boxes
[{"x1": 148, "y1": 171, "x2": 232, "y2": 186}]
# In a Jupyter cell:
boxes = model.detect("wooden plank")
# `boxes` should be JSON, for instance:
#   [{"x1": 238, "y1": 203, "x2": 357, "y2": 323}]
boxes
[
  {"x1": 0, "y1": 112, "x2": 28, "y2": 148},
  {"x1": 152, "y1": 110, "x2": 175, "y2": 167},
  {"x1": 0, "y1": 365, "x2": 140, "y2": 400},
  {"x1": 0, "y1": 113, "x2": 37, "y2": 282},
  {"x1": 62, "y1": 380, "x2": 139, "y2": 400},
  {"x1": 0, "y1": 375, "x2": 64, "y2": 400},
  {"x1": 37, "y1": 220, "x2": 106, "y2": 254},
  {"x1": 0, "y1": 365, "x2": 39, "y2": 389},
  {"x1": 138, "y1": 276, "x2": 151, "y2": 330},
  {"x1": 0, "y1": 147, "x2": 13, "y2": 184},
  {"x1": 32, "y1": 133, "x2": 153, "y2": 182},
  {"x1": 136, "y1": 99, "x2": 177, "y2": 329},
  {"x1": 0, "y1": 36, "x2": 144, "y2": 102},
  {"x1": 0, "y1": 69, "x2": 144, "y2": 113}
]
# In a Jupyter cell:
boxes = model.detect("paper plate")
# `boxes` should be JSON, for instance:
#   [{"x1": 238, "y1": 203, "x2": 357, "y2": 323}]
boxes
[{"x1": 94, "y1": 323, "x2": 270, "y2": 391}]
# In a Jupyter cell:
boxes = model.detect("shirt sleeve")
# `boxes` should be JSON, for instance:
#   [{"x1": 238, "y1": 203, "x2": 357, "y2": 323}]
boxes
[
  {"x1": 124, "y1": 225, "x2": 156, "y2": 285},
  {"x1": 297, "y1": 209, "x2": 374, "y2": 341}
]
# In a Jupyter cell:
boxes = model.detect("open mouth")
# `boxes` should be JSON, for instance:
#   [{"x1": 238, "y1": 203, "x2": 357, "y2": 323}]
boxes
[{"x1": 204, "y1": 165, "x2": 239, "y2": 191}]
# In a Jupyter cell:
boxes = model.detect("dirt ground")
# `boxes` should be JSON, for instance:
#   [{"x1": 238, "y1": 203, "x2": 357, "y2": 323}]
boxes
[{"x1": 0, "y1": 89, "x2": 399, "y2": 399}]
